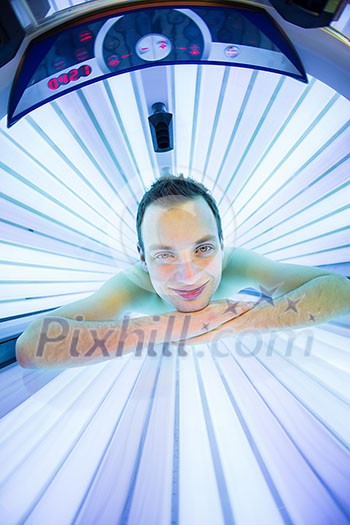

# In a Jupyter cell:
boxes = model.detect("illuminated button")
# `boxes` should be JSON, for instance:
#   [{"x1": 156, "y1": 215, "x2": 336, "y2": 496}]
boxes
[
  {"x1": 107, "y1": 55, "x2": 120, "y2": 67},
  {"x1": 225, "y1": 45, "x2": 240, "y2": 58},
  {"x1": 79, "y1": 30, "x2": 93, "y2": 43},
  {"x1": 189, "y1": 44, "x2": 200, "y2": 56},
  {"x1": 136, "y1": 34, "x2": 172, "y2": 61}
]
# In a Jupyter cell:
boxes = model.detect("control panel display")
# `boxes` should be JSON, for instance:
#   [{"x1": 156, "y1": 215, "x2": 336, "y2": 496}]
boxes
[{"x1": 8, "y1": 3, "x2": 307, "y2": 126}]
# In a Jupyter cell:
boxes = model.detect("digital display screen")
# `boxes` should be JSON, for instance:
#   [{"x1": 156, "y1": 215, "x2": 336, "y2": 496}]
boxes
[{"x1": 47, "y1": 65, "x2": 92, "y2": 90}]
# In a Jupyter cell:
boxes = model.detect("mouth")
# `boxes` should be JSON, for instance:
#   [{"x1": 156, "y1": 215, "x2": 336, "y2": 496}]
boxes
[{"x1": 171, "y1": 283, "x2": 207, "y2": 299}]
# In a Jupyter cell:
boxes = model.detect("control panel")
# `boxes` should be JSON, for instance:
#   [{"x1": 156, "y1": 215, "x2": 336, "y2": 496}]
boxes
[{"x1": 8, "y1": 3, "x2": 307, "y2": 126}]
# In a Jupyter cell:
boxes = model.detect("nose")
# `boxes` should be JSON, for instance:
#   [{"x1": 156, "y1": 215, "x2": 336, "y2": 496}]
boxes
[{"x1": 174, "y1": 256, "x2": 200, "y2": 284}]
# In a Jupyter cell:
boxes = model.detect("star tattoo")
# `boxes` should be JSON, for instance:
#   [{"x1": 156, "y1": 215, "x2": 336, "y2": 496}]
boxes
[
  {"x1": 224, "y1": 300, "x2": 241, "y2": 315},
  {"x1": 308, "y1": 313, "x2": 317, "y2": 322},
  {"x1": 256, "y1": 285, "x2": 280, "y2": 307},
  {"x1": 284, "y1": 297, "x2": 301, "y2": 313},
  {"x1": 202, "y1": 322, "x2": 210, "y2": 331}
]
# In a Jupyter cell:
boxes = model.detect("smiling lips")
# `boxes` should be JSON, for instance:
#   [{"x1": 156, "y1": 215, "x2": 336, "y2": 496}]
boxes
[{"x1": 172, "y1": 283, "x2": 207, "y2": 299}]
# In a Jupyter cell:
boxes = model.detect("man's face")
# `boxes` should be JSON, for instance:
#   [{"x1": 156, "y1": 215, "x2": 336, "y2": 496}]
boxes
[{"x1": 139, "y1": 197, "x2": 224, "y2": 312}]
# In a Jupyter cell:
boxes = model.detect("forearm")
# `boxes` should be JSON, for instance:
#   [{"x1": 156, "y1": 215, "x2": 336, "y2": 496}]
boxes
[
  {"x1": 15, "y1": 302, "x2": 241, "y2": 368},
  {"x1": 239, "y1": 274, "x2": 350, "y2": 331},
  {"x1": 16, "y1": 314, "x2": 191, "y2": 368},
  {"x1": 178, "y1": 274, "x2": 350, "y2": 346}
]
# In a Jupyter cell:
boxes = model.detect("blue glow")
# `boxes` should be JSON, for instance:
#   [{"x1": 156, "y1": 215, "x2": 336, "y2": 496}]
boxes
[{"x1": 0, "y1": 63, "x2": 349, "y2": 523}]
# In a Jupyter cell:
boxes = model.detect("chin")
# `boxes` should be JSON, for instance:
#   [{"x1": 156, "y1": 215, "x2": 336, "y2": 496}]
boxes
[
  {"x1": 176, "y1": 304, "x2": 208, "y2": 313},
  {"x1": 172, "y1": 296, "x2": 210, "y2": 313}
]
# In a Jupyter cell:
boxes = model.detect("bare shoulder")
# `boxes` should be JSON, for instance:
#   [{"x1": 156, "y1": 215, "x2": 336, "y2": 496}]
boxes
[
  {"x1": 222, "y1": 247, "x2": 257, "y2": 280},
  {"x1": 214, "y1": 247, "x2": 255, "y2": 297},
  {"x1": 221, "y1": 246, "x2": 336, "y2": 295},
  {"x1": 221, "y1": 247, "x2": 282, "y2": 289},
  {"x1": 52, "y1": 262, "x2": 157, "y2": 321},
  {"x1": 223, "y1": 246, "x2": 250, "y2": 266}
]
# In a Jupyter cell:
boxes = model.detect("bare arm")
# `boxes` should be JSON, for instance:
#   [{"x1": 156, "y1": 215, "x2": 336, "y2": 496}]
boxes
[
  {"x1": 15, "y1": 301, "x2": 253, "y2": 368},
  {"x1": 176, "y1": 273, "x2": 350, "y2": 347},
  {"x1": 233, "y1": 273, "x2": 350, "y2": 331},
  {"x1": 15, "y1": 260, "x2": 255, "y2": 368},
  {"x1": 176, "y1": 249, "x2": 350, "y2": 347}
]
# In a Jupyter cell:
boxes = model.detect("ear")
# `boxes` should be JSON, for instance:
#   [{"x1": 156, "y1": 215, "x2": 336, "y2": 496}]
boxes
[{"x1": 137, "y1": 244, "x2": 148, "y2": 272}]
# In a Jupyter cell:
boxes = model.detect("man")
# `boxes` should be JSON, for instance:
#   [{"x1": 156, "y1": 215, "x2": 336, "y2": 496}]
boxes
[{"x1": 16, "y1": 175, "x2": 350, "y2": 368}]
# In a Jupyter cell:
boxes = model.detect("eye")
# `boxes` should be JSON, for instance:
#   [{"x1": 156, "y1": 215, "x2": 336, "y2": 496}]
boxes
[
  {"x1": 196, "y1": 244, "x2": 214, "y2": 254},
  {"x1": 154, "y1": 252, "x2": 174, "y2": 260}
]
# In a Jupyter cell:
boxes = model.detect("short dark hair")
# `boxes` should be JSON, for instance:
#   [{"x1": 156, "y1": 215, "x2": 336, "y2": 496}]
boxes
[{"x1": 136, "y1": 175, "x2": 223, "y2": 252}]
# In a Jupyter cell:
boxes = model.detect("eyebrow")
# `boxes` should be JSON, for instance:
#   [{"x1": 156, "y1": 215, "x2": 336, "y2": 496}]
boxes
[{"x1": 148, "y1": 235, "x2": 218, "y2": 251}]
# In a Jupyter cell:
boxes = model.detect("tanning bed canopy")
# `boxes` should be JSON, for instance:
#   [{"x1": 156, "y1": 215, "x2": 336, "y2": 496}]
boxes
[
  {"x1": 269, "y1": 0, "x2": 347, "y2": 28},
  {"x1": 7, "y1": 0, "x2": 307, "y2": 127}
]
